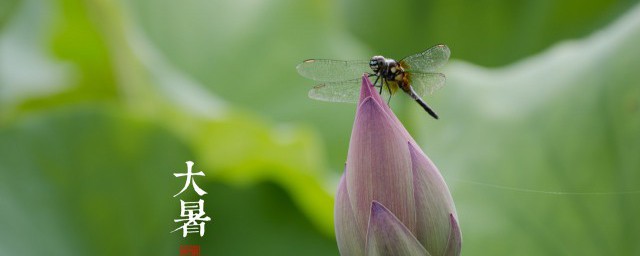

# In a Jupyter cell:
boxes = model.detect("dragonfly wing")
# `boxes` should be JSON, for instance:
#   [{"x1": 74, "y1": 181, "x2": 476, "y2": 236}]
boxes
[
  {"x1": 408, "y1": 72, "x2": 446, "y2": 98},
  {"x1": 400, "y1": 44, "x2": 450, "y2": 73},
  {"x1": 309, "y1": 77, "x2": 394, "y2": 104},
  {"x1": 297, "y1": 59, "x2": 371, "y2": 82},
  {"x1": 308, "y1": 78, "x2": 361, "y2": 103}
]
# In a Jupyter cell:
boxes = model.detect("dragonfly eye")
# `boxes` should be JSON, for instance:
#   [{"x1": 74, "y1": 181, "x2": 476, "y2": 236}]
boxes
[{"x1": 369, "y1": 56, "x2": 385, "y2": 73}]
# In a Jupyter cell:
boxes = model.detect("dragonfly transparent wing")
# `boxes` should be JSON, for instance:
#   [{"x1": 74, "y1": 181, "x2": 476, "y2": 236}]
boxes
[
  {"x1": 408, "y1": 72, "x2": 446, "y2": 98},
  {"x1": 400, "y1": 44, "x2": 450, "y2": 73},
  {"x1": 308, "y1": 77, "x2": 392, "y2": 103},
  {"x1": 297, "y1": 59, "x2": 371, "y2": 82}
]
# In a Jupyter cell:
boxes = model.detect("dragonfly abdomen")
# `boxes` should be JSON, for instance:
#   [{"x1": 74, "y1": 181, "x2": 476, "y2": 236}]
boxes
[{"x1": 407, "y1": 85, "x2": 439, "y2": 119}]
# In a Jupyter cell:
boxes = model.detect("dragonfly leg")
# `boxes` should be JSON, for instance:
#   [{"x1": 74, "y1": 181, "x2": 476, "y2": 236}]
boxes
[{"x1": 372, "y1": 75, "x2": 380, "y2": 88}]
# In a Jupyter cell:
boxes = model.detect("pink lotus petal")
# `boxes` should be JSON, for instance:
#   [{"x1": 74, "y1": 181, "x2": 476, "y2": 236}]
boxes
[
  {"x1": 358, "y1": 75, "x2": 419, "y2": 145},
  {"x1": 365, "y1": 201, "x2": 430, "y2": 256},
  {"x1": 443, "y1": 214, "x2": 462, "y2": 256},
  {"x1": 409, "y1": 141, "x2": 458, "y2": 255},
  {"x1": 346, "y1": 95, "x2": 416, "y2": 236},
  {"x1": 335, "y1": 172, "x2": 365, "y2": 256}
]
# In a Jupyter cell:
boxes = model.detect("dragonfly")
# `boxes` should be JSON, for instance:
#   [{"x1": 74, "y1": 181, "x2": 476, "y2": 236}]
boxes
[{"x1": 296, "y1": 44, "x2": 450, "y2": 119}]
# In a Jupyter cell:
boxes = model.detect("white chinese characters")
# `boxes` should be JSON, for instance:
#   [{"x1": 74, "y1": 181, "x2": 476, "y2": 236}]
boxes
[
  {"x1": 172, "y1": 199, "x2": 212, "y2": 237},
  {"x1": 172, "y1": 161, "x2": 211, "y2": 237},
  {"x1": 174, "y1": 161, "x2": 207, "y2": 197}
]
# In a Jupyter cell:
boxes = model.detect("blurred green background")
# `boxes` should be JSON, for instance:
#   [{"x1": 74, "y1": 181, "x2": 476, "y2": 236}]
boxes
[{"x1": 1, "y1": 0, "x2": 639, "y2": 255}]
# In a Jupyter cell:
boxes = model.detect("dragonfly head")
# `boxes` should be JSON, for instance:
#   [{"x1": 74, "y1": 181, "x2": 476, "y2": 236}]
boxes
[{"x1": 369, "y1": 55, "x2": 386, "y2": 74}]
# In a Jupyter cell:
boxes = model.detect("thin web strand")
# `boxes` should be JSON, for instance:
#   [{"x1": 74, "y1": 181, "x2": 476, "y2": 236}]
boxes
[{"x1": 454, "y1": 179, "x2": 640, "y2": 196}]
